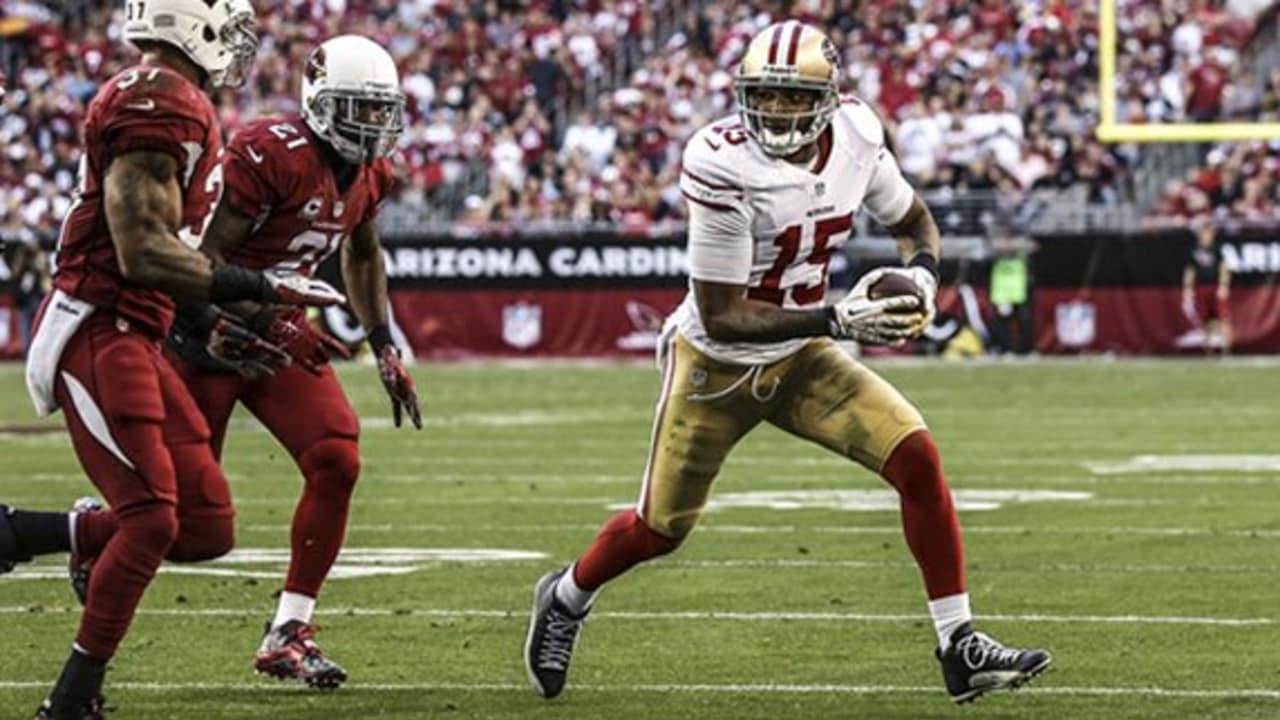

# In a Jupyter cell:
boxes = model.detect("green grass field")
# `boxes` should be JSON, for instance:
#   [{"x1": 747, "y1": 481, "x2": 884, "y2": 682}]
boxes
[{"x1": 1, "y1": 357, "x2": 1278, "y2": 719}]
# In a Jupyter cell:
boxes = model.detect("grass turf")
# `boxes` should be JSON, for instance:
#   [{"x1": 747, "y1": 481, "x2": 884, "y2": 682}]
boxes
[{"x1": 0, "y1": 357, "x2": 1277, "y2": 719}]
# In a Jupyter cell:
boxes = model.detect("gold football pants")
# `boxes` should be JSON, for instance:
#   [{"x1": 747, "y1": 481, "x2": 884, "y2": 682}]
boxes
[{"x1": 636, "y1": 331, "x2": 927, "y2": 538}]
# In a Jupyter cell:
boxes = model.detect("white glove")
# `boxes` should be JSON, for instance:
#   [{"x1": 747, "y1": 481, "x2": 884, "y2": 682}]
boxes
[
  {"x1": 830, "y1": 293, "x2": 924, "y2": 345},
  {"x1": 263, "y1": 270, "x2": 347, "y2": 307},
  {"x1": 849, "y1": 265, "x2": 938, "y2": 338}
]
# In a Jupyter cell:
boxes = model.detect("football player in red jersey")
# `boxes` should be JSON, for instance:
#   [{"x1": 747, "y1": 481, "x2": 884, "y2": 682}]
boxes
[
  {"x1": 0, "y1": 2, "x2": 346, "y2": 717},
  {"x1": 163, "y1": 34, "x2": 420, "y2": 688}
]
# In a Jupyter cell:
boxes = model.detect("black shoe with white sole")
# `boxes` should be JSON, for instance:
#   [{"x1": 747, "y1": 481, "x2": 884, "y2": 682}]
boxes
[
  {"x1": 936, "y1": 623, "x2": 1052, "y2": 704},
  {"x1": 524, "y1": 567, "x2": 589, "y2": 699}
]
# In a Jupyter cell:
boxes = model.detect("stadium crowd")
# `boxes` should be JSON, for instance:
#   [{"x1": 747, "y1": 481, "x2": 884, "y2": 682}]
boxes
[
  {"x1": 5, "y1": 0, "x2": 1280, "y2": 241},
  {"x1": 1113, "y1": 0, "x2": 1268, "y2": 124}
]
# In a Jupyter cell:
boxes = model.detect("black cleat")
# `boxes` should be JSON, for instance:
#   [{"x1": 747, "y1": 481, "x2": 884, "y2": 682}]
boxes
[
  {"x1": 68, "y1": 497, "x2": 104, "y2": 605},
  {"x1": 34, "y1": 694, "x2": 107, "y2": 719},
  {"x1": 936, "y1": 623, "x2": 1052, "y2": 704},
  {"x1": 1, "y1": 505, "x2": 34, "y2": 574},
  {"x1": 254, "y1": 620, "x2": 348, "y2": 689},
  {"x1": 524, "y1": 567, "x2": 589, "y2": 699}
]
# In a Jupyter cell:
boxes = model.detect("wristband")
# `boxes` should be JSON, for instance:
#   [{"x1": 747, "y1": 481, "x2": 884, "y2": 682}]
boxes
[
  {"x1": 210, "y1": 265, "x2": 272, "y2": 303},
  {"x1": 908, "y1": 252, "x2": 940, "y2": 282},
  {"x1": 367, "y1": 325, "x2": 394, "y2": 353},
  {"x1": 824, "y1": 306, "x2": 841, "y2": 338}
]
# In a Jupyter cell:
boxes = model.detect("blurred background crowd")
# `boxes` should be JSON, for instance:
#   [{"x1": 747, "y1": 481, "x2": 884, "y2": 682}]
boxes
[{"x1": 3, "y1": 0, "x2": 1280, "y2": 245}]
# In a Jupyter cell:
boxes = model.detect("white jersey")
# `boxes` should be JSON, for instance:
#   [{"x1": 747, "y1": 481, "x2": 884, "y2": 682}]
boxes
[{"x1": 669, "y1": 96, "x2": 917, "y2": 365}]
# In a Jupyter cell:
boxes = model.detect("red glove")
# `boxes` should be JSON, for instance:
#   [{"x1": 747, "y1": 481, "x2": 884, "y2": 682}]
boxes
[
  {"x1": 206, "y1": 309, "x2": 291, "y2": 378},
  {"x1": 255, "y1": 310, "x2": 352, "y2": 375},
  {"x1": 370, "y1": 326, "x2": 421, "y2": 429}
]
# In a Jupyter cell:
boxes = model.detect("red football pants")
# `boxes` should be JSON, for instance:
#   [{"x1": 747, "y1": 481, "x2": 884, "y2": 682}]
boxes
[
  {"x1": 55, "y1": 314, "x2": 233, "y2": 660},
  {"x1": 168, "y1": 352, "x2": 361, "y2": 600}
]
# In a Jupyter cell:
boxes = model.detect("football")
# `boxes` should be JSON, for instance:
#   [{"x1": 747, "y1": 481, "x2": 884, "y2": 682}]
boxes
[{"x1": 867, "y1": 272, "x2": 925, "y2": 312}]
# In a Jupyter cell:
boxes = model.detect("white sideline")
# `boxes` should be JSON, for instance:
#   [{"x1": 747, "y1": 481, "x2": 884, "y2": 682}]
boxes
[
  {"x1": 0, "y1": 606, "x2": 1269, "y2": 626},
  {"x1": 238, "y1": 522, "x2": 1280, "y2": 539},
  {"x1": 0, "y1": 680, "x2": 1277, "y2": 700}
]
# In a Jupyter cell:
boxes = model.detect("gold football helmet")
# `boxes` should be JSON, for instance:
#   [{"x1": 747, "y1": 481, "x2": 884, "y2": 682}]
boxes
[{"x1": 736, "y1": 21, "x2": 840, "y2": 157}]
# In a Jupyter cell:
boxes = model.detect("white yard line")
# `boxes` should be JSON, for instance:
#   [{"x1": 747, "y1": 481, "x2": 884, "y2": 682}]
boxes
[
  {"x1": 0, "y1": 606, "x2": 1269, "y2": 626},
  {"x1": 0, "y1": 680, "x2": 1276, "y2": 700},
  {"x1": 237, "y1": 522, "x2": 1280, "y2": 539}
]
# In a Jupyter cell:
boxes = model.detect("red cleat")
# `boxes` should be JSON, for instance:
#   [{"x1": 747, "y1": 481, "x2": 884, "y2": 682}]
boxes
[{"x1": 254, "y1": 620, "x2": 348, "y2": 689}]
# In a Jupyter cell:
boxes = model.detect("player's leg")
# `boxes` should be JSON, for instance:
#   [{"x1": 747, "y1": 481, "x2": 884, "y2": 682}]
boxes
[
  {"x1": 63, "y1": 358, "x2": 243, "y2": 605},
  {"x1": 240, "y1": 362, "x2": 360, "y2": 688},
  {"x1": 526, "y1": 332, "x2": 768, "y2": 698},
  {"x1": 769, "y1": 338, "x2": 1050, "y2": 703},
  {"x1": 160, "y1": 355, "x2": 238, "y2": 563},
  {"x1": 36, "y1": 318, "x2": 183, "y2": 716}
]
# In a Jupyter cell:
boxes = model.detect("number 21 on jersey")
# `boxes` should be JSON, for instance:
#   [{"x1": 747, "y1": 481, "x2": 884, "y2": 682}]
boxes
[{"x1": 748, "y1": 212, "x2": 853, "y2": 306}]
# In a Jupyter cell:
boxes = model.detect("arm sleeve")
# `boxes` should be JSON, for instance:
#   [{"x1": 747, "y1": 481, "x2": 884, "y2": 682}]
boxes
[
  {"x1": 862, "y1": 146, "x2": 916, "y2": 227},
  {"x1": 679, "y1": 155, "x2": 753, "y2": 285}
]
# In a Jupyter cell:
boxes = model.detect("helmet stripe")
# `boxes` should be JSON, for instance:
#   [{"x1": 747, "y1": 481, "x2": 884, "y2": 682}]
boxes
[
  {"x1": 785, "y1": 22, "x2": 802, "y2": 65},
  {"x1": 767, "y1": 23, "x2": 785, "y2": 64}
]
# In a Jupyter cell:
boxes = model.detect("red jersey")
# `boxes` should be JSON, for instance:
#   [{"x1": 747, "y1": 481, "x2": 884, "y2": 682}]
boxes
[
  {"x1": 54, "y1": 65, "x2": 223, "y2": 338},
  {"x1": 220, "y1": 114, "x2": 394, "y2": 278}
]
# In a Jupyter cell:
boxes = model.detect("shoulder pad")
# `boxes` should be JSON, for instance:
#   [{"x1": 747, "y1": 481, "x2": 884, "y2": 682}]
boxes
[
  {"x1": 838, "y1": 95, "x2": 887, "y2": 148},
  {"x1": 681, "y1": 119, "x2": 750, "y2": 203},
  {"x1": 101, "y1": 66, "x2": 212, "y2": 128}
]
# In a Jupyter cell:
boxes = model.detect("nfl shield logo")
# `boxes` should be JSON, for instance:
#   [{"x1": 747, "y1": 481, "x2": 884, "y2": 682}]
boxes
[
  {"x1": 502, "y1": 302, "x2": 542, "y2": 349},
  {"x1": 1055, "y1": 300, "x2": 1096, "y2": 347}
]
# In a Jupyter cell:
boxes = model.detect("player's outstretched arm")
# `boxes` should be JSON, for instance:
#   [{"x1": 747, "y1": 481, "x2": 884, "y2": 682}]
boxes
[
  {"x1": 695, "y1": 279, "x2": 919, "y2": 345},
  {"x1": 694, "y1": 279, "x2": 831, "y2": 343},
  {"x1": 345, "y1": 220, "x2": 421, "y2": 429},
  {"x1": 103, "y1": 151, "x2": 346, "y2": 307},
  {"x1": 342, "y1": 221, "x2": 389, "y2": 335}
]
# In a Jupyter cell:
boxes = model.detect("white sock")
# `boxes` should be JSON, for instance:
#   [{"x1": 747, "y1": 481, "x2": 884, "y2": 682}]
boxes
[
  {"x1": 929, "y1": 593, "x2": 972, "y2": 650},
  {"x1": 553, "y1": 564, "x2": 597, "y2": 615},
  {"x1": 272, "y1": 591, "x2": 317, "y2": 629},
  {"x1": 67, "y1": 512, "x2": 79, "y2": 557}
]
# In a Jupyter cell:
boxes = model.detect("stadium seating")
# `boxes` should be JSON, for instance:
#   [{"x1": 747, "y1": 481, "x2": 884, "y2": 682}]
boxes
[{"x1": 3, "y1": 0, "x2": 1278, "y2": 239}]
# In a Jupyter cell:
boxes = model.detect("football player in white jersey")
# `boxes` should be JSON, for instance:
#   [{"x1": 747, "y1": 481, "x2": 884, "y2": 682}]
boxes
[{"x1": 524, "y1": 20, "x2": 1051, "y2": 705}]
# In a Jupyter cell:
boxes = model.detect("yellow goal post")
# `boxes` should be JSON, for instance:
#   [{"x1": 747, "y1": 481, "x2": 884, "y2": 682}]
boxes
[{"x1": 1096, "y1": 0, "x2": 1280, "y2": 142}]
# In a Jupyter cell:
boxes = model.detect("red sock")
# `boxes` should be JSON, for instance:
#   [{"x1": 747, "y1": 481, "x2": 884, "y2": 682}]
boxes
[
  {"x1": 881, "y1": 430, "x2": 967, "y2": 599},
  {"x1": 76, "y1": 502, "x2": 178, "y2": 660},
  {"x1": 285, "y1": 439, "x2": 360, "y2": 597},
  {"x1": 74, "y1": 511, "x2": 117, "y2": 557},
  {"x1": 572, "y1": 511, "x2": 680, "y2": 591}
]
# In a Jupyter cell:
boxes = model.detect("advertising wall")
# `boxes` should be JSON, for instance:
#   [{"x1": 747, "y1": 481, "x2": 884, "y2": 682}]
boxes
[
  {"x1": 1033, "y1": 231, "x2": 1280, "y2": 354},
  {"x1": 321, "y1": 229, "x2": 1280, "y2": 358},
  {"x1": 349, "y1": 237, "x2": 689, "y2": 359}
]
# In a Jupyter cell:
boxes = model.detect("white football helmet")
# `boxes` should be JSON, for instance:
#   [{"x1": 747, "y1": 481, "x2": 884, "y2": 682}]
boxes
[
  {"x1": 735, "y1": 21, "x2": 840, "y2": 157},
  {"x1": 301, "y1": 35, "x2": 406, "y2": 165},
  {"x1": 122, "y1": 0, "x2": 258, "y2": 88}
]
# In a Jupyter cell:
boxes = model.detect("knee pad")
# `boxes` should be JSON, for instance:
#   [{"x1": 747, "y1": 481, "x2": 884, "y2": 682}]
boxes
[
  {"x1": 298, "y1": 438, "x2": 361, "y2": 498},
  {"x1": 169, "y1": 513, "x2": 235, "y2": 562},
  {"x1": 115, "y1": 502, "x2": 179, "y2": 559}
]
